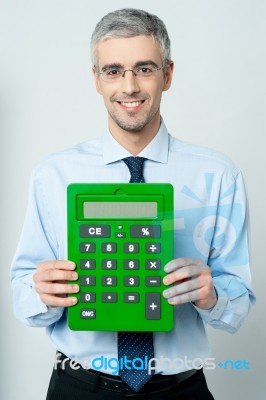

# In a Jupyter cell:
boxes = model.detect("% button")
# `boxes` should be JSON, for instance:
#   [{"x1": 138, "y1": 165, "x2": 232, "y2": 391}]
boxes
[{"x1": 130, "y1": 225, "x2": 161, "y2": 238}]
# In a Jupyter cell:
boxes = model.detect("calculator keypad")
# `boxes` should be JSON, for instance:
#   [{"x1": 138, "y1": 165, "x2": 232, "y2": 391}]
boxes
[{"x1": 78, "y1": 224, "x2": 165, "y2": 324}]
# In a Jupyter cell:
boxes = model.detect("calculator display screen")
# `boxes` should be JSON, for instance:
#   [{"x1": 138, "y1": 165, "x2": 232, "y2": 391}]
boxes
[{"x1": 83, "y1": 202, "x2": 157, "y2": 218}]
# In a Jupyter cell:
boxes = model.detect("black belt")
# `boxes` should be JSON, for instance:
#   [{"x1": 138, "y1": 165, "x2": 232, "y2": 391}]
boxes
[{"x1": 56, "y1": 352, "x2": 199, "y2": 396}]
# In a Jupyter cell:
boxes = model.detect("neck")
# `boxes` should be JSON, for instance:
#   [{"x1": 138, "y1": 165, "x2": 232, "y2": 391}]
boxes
[{"x1": 108, "y1": 114, "x2": 161, "y2": 155}]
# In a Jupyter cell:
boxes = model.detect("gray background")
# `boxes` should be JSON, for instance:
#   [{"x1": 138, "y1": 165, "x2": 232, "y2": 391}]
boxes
[{"x1": 1, "y1": 1, "x2": 265, "y2": 399}]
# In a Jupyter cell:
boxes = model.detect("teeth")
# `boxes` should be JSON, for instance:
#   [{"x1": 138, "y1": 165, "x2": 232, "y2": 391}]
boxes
[{"x1": 121, "y1": 101, "x2": 142, "y2": 108}]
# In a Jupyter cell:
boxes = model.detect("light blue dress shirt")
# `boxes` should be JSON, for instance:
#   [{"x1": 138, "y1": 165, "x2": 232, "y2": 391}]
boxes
[{"x1": 11, "y1": 119, "x2": 255, "y2": 375}]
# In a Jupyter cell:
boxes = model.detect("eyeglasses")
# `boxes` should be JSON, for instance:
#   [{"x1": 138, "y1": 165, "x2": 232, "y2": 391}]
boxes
[{"x1": 96, "y1": 64, "x2": 164, "y2": 82}]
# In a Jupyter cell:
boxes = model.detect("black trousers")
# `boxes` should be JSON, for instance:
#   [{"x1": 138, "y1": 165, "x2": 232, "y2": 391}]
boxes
[{"x1": 46, "y1": 367, "x2": 215, "y2": 400}]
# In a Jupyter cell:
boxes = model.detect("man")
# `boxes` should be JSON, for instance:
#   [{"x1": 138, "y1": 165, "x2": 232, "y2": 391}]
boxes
[{"x1": 11, "y1": 8, "x2": 255, "y2": 400}]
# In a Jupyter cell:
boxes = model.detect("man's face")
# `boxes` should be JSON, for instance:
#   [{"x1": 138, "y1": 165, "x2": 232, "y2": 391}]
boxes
[{"x1": 93, "y1": 36, "x2": 173, "y2": 135}]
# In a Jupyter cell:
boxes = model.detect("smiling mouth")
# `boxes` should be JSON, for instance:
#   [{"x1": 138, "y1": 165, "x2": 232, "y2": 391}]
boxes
[{"x1": 117, "y1": 100, "x2": 145, "y2": 109}]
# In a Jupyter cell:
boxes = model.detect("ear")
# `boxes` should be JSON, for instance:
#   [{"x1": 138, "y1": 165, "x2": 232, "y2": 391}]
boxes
[
  {"x1": 92, "y1": 67, "x2": 103, "y2": 95},
  {"x1": 163, "y1": 61, "x2": 174, "y2": 92}
]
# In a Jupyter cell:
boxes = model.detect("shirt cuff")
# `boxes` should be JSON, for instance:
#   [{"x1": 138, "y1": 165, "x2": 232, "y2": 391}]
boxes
[
  {"x1": 192, "y1": 285, "x2": 228, "y2": 321},
  {"x1": 18, "y1": 273, "x2": 63, "y2": 320}
]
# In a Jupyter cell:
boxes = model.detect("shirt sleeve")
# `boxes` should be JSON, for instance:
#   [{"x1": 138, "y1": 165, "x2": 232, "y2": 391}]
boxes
[
  {"x1": 10, "y1": 167, "x2": 64, "y2": 327},
  {"x1": 193, "y1": 171, "x2": 256, "y2": 333}
]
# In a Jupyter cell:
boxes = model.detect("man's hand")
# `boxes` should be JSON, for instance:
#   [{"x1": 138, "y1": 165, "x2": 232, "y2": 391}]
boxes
[
  {"x1": 162, "y1": 258, "x2": 217, "y2": 309},
  {"x1": 33, "y1": 260, "x2": 79, "y2": 307}
]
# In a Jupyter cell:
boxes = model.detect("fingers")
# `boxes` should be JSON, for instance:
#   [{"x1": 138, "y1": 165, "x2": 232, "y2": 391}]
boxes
[
  {"x1": 164, "y1": 258, "x2": 203, "y2": 274},
  {"x1": 162, "y1": 258, "x2": 217, "y2": 308},
  {"x1": 38, "y1": 293, "x2": 78, "y2": 307},
  {"x1": 33, "y1": 260, "x2": 79, "y2": 307},
  {"x1": 35, "y1": 260, "x2": 76, "y2": 274},
  {"x1": 163, "y1": 276, "x2": 207, "y2": 305},
  {"x1": 163, "y1": 258, "x2": 206, "y2": 286}
]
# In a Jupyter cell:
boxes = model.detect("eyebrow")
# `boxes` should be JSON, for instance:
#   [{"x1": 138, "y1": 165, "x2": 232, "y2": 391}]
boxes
[{"x1": 101, "y1": 60, "x2": 160, "y2": 71}]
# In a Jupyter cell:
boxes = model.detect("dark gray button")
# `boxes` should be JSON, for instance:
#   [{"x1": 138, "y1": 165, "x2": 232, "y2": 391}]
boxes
[
  {"x1": 145, "y1": 243, "x2": 161, "y2": 253},
  {"x1": 145, "y1": 277, "x2": 161, "y2": 286},
  {"x1": 124, "y1": 243, "x2": 139, "y2": 253},
  {"x1": 145, "y1": 260, "x2": 161, "y2": 270},
  {"x1": 80, "y1": 292, "x2": 96, "y2": 303},
  {"x1": 124, "y1": 260, "x2": 139, "y2": 270},
  {"x1": 80, "y1": 276, "x2": 96, "y2": 286},
  {"x1": 130, "y1": 225, "x2": 161, "y2": 238},
  {"x1": 102, "y1": 293, "x2": 117, "y2": 302},
  {"x1": 80, "y1": 309, "x2": 96, "y2": 319},
  {"x1": 80, "y1": 259, "x2": 96, "y2": 270},
  {"x1": 102, "y1": 276, "x2": 117, "y2": 286},
  {"x1": 80, "y1": 225, "x2": 110, "y2": 238},
  {"x1": 115, "y1": 232, "x2": 126, "y2": 238},
  {"x1": 146, "y1": 293, "x2": 161, "y2": 320},
  {"x1": 102, "y1": 243, "x2": 117, "y2": 253},
  {"x1": 124, "y1": 276, "x2": 140, "y2": 287},
  {"x1": 124, "y1": 293, "x2": 140, "y2": 303},
  {"x1": 102, "y1": 260, "x2": 117, "y2": 270},
  {"x1": 80, "y1": 243, "x2": 96, "y2": 253}
]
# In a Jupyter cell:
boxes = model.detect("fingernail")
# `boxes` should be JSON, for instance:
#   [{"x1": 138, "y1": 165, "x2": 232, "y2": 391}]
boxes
[
  {"x1": 163, "y1": 289, "x2": 171, "y2": 298},
  {"x1": 164, "y1": 262, "x2": 173, "y2": 273},
  {"x1": 71, "y1": 272, "x2": 78, "y2": 280},
  {"x1": 67, "y1": 262, "x2": 76, "y2": 269},
  {"x1": 168, "y1": 299, "x2": 176, "y2": 305},
  {"x1": 70, "y1": 296, "x2": 78, "y2": 304},
  {"x1": 163, "y1": 276, "x2": 170, "y2": 285},
  {"x1": 72, "y1": 285, "x2": 79, "y2": 292}
]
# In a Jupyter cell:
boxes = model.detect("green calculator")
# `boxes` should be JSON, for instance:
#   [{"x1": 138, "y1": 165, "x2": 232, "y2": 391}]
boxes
[{"x1": 67, "y1": 183, "x2": 174, "y2": 332}]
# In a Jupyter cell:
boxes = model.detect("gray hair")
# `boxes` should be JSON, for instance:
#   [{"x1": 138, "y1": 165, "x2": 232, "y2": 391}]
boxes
[{"x1": 91, "y1": 8, "x2": 171, "y2": 67}]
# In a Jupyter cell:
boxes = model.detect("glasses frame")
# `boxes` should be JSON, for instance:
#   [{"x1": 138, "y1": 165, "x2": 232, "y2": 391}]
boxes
[{"x1": 95, "y1": 64, "x2": 165, "y2": 82}]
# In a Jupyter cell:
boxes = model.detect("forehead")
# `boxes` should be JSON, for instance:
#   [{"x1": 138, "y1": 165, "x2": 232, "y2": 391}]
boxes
[{"x1": 96, "y1": 35, "x2": 162, "y2": 67}]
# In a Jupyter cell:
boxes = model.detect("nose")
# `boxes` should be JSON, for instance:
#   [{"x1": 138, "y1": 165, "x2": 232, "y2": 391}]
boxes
[{"x1": 120, "y1": 70, "x2": 141, "y2": 95}]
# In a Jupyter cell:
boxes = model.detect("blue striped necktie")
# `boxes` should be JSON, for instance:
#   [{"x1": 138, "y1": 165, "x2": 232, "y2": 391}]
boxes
[{"x1": 118, "y1": 156, "x2": 154, "y2": 392}]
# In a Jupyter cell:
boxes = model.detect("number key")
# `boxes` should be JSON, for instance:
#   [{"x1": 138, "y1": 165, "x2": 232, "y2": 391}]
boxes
[
  {"x1": 124, "y1": 260, "x2": 139, "y2": 270},
  {"x1": 80, "y1": 260, "x2": 96, "y2": 270},
  {"x1": 124, "y1": 243, "x2": 139, "y2": 253},
  {"x1": 124, "y1": 276, "x2": 140, "y2": 287},
  {"x1": 80, "y1": 292, "x2": 96, "y2": 303},
  {"x1": 80, "y1": 243, "x2": 96, "y2": 253},
  {"x1": 102, "y1": 260, "x2": 117, "y2": 270},
  {"x1": 102, "y1": 276, "x2": 117, "y2": 286},
  {"x1": 80, "y1": 276, "x2": 96, "y2": 286},
  {"x1": 102, "y1": 243, "x2": 117, "y2": 253}
]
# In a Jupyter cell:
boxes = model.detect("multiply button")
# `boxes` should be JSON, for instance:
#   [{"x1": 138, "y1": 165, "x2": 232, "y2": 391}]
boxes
[{"x1": 146, "y1": 260, "x2": 161, "y2": 270}]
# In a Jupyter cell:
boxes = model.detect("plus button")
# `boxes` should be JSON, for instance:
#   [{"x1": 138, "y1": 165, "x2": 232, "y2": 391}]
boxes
[{"x1": 149, "y1": 302, "x2": 157, "y2": 311}]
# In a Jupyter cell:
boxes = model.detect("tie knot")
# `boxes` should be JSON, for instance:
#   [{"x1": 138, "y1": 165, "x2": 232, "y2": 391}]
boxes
[{"x1": 122, "y1": 157, "x2": 146, "y2": 183}]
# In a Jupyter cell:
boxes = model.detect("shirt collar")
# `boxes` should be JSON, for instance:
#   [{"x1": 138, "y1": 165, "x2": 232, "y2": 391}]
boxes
[{"x1": 102, "y1": 118, "x2": 169, "y2": 165}]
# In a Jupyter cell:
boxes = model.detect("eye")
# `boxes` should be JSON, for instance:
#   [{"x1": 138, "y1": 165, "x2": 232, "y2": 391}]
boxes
[
  {"x1": 136, "y1": 66, "x2": 153, "y2": 75},
  {"x1": 105, "y1": 68, "x2": 122, "y2": 76}
]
